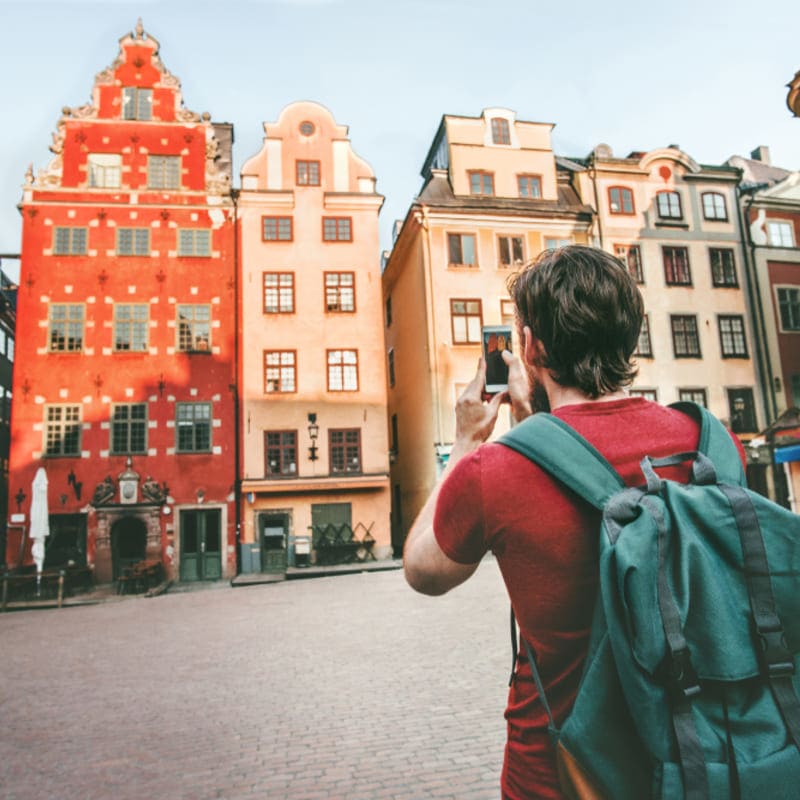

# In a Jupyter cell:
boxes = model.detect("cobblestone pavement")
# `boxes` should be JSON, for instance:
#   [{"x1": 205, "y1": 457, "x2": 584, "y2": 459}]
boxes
[{"x1": 0, "y1": 559, "x2": 510, "y2": 799}]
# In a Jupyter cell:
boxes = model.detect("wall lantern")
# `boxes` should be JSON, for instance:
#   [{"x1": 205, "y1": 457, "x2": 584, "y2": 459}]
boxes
[
  {"x1": 308, "y1": 413, "x2": 319, "y2": 462},
  {"x1": 14, "y1": 488, "x2": 26, "y2": 511}
]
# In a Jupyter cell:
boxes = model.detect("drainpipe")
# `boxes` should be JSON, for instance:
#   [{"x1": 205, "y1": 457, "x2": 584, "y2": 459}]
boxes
[
  {"x1": 232, "y1": 187, "x2": 242, "y2": 576},
  {"x1": 736, "y1": 184, "x2": 777, "y2": 424},
  {"x1": 587, "y1": 156, "x2": 604, "y2": 249}
]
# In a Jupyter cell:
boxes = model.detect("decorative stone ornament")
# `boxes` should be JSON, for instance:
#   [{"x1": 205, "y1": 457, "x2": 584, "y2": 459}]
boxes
[
  {"x1": 118, "y1": 457, "x2": 140, "y2": 505},
  {"x1": 788, "y1": 69, "x2": 800, "y2": 117}
]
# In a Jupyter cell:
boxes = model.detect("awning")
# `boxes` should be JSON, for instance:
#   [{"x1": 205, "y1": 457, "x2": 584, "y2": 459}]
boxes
[{"x1": 775, "y1": 444, "x2": 800, "y2": 464}]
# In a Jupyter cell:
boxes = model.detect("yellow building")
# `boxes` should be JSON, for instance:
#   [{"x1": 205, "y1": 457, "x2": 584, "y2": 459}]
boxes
[
  {"x1": 382, "y1": 108, "x2": 593, "y2": 551},
  {"x1": 237, "y1": 101, "x2": 390, "y2": 572},
  {"x1": 567, "y1": 145, "x2": 763, "y2": 448}
]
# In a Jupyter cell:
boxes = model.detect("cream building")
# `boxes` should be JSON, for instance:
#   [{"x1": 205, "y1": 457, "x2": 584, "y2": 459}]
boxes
[
  {"x1": 382, "y1": 108, "x2": 593, "y2": 551},
  {"x1": 237, "y1": 101, "x2": 390, "y2": 572}
]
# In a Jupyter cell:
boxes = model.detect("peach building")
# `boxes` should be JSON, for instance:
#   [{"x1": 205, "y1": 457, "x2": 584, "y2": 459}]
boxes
[
  {"x1": 237, "y1": 101, "x2": 390, "y2": 573},
  {"x1": 382, "y1": 108, "x2": 593, "y2": 551}
]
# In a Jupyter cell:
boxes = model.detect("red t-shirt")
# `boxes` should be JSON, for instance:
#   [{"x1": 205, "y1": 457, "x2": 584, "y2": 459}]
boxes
[{"x1": 434, "y1": 398, "x2": 744, "y2": 800}]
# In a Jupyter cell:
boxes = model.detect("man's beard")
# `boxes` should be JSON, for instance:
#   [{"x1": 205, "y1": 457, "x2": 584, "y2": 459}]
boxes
[{"x1": 531, "y1": 380, "x2": 550, "y2": 413}]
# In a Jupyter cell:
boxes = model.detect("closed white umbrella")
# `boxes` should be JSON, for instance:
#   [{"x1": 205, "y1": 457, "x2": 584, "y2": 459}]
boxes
[{"x1": 30, "y1": 467, "x2": 50, "y2": 596}]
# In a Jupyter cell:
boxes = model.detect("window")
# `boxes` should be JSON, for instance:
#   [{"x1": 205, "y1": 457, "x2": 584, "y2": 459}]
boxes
[
  {"x1": 117, "y1": 228, "x2": 150, "y2": 256},
  {"x1": 614, "y1": 244, "x2": 644, "y2": 283},
  {"x1": 608, "y1": 186, "x2": 635, "y2": 215},
  {"x1": 447, "y1": 233, "x2": 477, "y2": 267},
  {"x1": 391, "y1": 414, "x2": 399, "y2": 456},
  {"x1": 498, "y1": 235, "x2": 524, "y2": 268},
  {"x1": 385, "y1": 296, "x2": 392, "y2": 327},
  {"x1": 263, "y1": 273, "x2": 295, "y2": 314},
  {"x1": 88, "y1": 154, "x2": 122, "y2": 188},
  {"x1": 768, "y1": 220, "x2": 795, "y2": 247},
  {"x1": 296, "y1": 160, "x2": 320, "y2": 186},
  {"x1": 330, "y1": 429, "x2": 361, "y2": 474},
  {"x1": 322, "y1": 217, "x2": 352, "y2": 242},
  {"x1": 663, "y1": 246, "x2": 692, "y2": 285},
  {"x1": 264, "y1": 351, "x2": 297, "y2": 393},
  {"x1": 710, "y1": 248, "x2": 737, "y2": 287},
  {"x1": 791, "y1": 375, "x2": 800, "y2": 407},
  {"x1": 545, "y1": 237, "x2": 573, "y2": 250},
  {"x1": 44, "y1": 405, "x2": 81, "y2": 457},
  {"x1": 728, "y1": 388, "x2": 757, "y2": 434},
  {"x1": 777, "y1": 288, "x2": 800, "y2": 331},
  {"x1": 451, "y1": 299, "x2": 482, "y2": 344},
  {"x1": 630, "y1": 389, "x2": 658, "y2": 401},
  {"x1": 178, "y1": 229, "x2": 211, "y2": 257},
  {"x1": 122, "y1": 87, "x2": 152, "y2": 120},
  {"x1": 176, "y1": 402, "x2": 212, "y2": 453},
  {"x1": 656, "y1": 191, "x2": 683, "y2": 220},
  {"x1": 48, "y1": 304, "x2": 84, "y2": 352},
  {"x1": 679, "y1": 388, "x2": 707, "y2": 406},
  {"x1": 388, "y1": 349, "x2": 396, "y2": 387},
  {"x1": 265, "y1": 430, "x2": 297, "y2": 476},
  {"x1": 325, "y1": 272, "x2": 355, "y2": 312},
  {"x1": 500, "y1": 299, "x2": 515, "y2": 325},
  {"x1": 719, "y1": 315, "x2": 748, "y2": 358},
  {"x1": 469, "y1": 171, "x2": 494, "y2": 196},
  {"x1": 1, "y1": 388, "x2": 11, "y2": 425},
  {"x1": 177, "y1": 305, "x2": 211, "y2": 352},
  {"x1": 263, "y1": 217, "x2": 293, "y2": 241},
  {"x1": 147, "y1": 155, "x2": 180, "y2": 189},
  {"x1": 111, "y1": 403, "x2": 147, "y2": 454},
  {"x1": 327, "y1": 349, "x2": 358, "y2": 391},
  {"x1": 114, "y1": 304, "x2": 148, "y2": 351},
  {"x1": 299, "y1": 120, "x2": 315, "y2": 136},
  {"x1": 490, "y1": 118, "x2": 510, "y2": 145},
  {"x1": 518, "y1": 175, "x2": 542, "y2": 198},
  {"x1": 53, "y1": 227, "x2": 88, "y2": 256},
  {"x1": 634, "y1": 314, "x2": 652, "y2": 357},
  {"x1": 702, "y1": 192, "x2": 727, "y2": 221},
  {"x1": 671, "y1": 315, "x2": 701, "y2": 358}
]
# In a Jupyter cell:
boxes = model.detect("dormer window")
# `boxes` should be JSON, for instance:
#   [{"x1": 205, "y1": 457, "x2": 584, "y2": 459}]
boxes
[
  {"x1": 490, "y1": 118, "x2": 510, "y2": 145},
  {"x1": 122, "y1": 87, "x2": 152, "y2": 121},
  {"x1": 608, "y1": 186, "x2": 635, "y2": 215}
]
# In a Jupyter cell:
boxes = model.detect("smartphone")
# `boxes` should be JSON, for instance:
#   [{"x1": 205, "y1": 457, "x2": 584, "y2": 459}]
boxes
[{"x1": 482, "y1": 325, "x2": 512, "y2": 394}]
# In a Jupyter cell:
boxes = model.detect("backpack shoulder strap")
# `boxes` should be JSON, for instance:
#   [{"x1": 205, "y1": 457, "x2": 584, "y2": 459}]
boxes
[
  {"x1": 669, "y1": 401, "x2": 746, "y2": 486},
  {"x1": 498, "y1": 413, "x2": 625, "y2": 510}
]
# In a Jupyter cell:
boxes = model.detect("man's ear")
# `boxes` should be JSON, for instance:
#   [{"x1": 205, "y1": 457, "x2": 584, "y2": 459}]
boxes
[{"x1": 522, "y1": 326, "x2": 545, "y2": 367}]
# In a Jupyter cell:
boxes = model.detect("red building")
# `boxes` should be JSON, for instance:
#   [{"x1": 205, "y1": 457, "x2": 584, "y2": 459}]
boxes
[{"x1": 6, "y1": 21, "x2": 237, "y2": 584}]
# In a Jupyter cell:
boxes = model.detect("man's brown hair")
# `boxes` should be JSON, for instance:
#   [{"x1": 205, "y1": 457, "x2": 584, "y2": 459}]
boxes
[{"x1": 507, "y1": 245, "x2": 644, "y2": 398}]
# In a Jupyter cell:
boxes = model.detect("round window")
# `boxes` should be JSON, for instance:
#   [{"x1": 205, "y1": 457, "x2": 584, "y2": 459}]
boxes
[{"x1": 299, "y1": 121, "x2": 315, "y2": 136}]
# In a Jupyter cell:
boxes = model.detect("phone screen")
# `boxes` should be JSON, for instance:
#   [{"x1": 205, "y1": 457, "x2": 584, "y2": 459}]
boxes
[{"x1": 482, "y1": 325, "x2": 512, "y2": 394}]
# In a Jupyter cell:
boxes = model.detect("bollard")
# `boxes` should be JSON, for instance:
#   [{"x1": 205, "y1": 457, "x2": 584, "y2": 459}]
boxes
[
  {"x1": 1, "y1": 572, "x2": 7, "y2": 612},
  {"x1": 57, "y1": 570, "x2": 65, "y2": 608}
]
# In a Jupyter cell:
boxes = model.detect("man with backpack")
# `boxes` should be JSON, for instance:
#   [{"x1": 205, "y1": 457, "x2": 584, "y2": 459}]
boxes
[{"x1": 404, "y1": 245, "x2": 800, "y2": 799}]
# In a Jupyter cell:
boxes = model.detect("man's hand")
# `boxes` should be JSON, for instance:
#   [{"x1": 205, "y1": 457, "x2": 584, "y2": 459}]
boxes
[
  {"x1": 503, "y1": 350, "x2": 533, "y2": 423},
  {"x1": 452, "y1": 358, "x2": 507, "y2": 460}
]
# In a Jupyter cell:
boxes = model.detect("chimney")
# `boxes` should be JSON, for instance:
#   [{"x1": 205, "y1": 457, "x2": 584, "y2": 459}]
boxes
[{"x1": 750, "y1": 146, "x2": 771, "y2": 165}]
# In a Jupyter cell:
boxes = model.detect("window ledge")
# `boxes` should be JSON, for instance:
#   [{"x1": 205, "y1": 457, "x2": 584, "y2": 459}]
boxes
[{"x1": 655, "y1": 220, "x2": 689, "y2": 229}]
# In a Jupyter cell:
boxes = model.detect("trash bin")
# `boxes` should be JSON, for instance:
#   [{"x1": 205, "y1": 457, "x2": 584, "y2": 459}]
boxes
[{"x1": 294, "y1": 536, "x2": 311, "y2": 567}]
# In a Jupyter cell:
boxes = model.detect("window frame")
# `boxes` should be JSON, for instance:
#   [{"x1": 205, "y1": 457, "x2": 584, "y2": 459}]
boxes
[
  {"x1": 629, "y1": 389, "x2": 658, "y2": 402},
  {"x1": 767, "y1": 220, "x2": 796, "y2": 247},
  {"x1": 679, "y1": 388, "x2": 708, "y2": 406},
  {"x1": 177, "y1": 228, "x2": 211, "y2": 257},
  {"x1": 670, "y1": 314, "x2": 702, "y2": 358},
  {"x1": 329, "y1": 428, "x2": 362, "y2": 474},
  {"x1": 517, "y1": 174, "x2": 542, "y2": 199},
  {"x1": 110, "y1": 402, "x2": 148, "y2": 455},
  {"x1": 702, "y1": 192, "x2": 728, "y2": 221},
  {"x1": 296, "y1": 160, "x2": 321, "y2": 186},
  {"x1": 113, "y1": 303, "x2": 149, "y2": 352},
  {"x1": 777, "y1": 287, "x2": 800, "y2": 332},
  {"x1": 53, "y1": 226, "x2": 88, "y2": 256},
  {"x1": 147, "y1": 155, "x2": 181, "y2": 190},
  {"x1": 718, "y1": 315, "x2": 749, "y2": 358},
  {"x1": 490, "y1": 118, "x2": 510, "y2": 145},
  {"x1": 450, "y1": 298, "x2": 483, "y2": 345},
  {"x1": 656, "y1": 190, "x2": 683, "y2": 220},
  {"x1": 388, "y1": 348, "x2": 396, "y2": 388},
  {"x1": 709, "y1": 248, "x2": 738, "y2": 287},
  {"x1": 634, "y1": 313, "x2": 653, "y2": 358},
  {"x1": 262, "y1": 216, "x2": 293, "y2": 242},
  {"x1": 497, "y1": 235, "x2": 525, "y2": 269},
  {"x1": 264, "y1": 430, "x2": 298, "y2": 477},
  {"x1": 87, "y1": 153, "x2": 122, "y2": 189},
  {"x1": 175, "y1": 402, "x2": 212, "y2": 454},
  {"x1": 468, "y1": 170, "x2": 494, "y2": 196},
  {"x1": 116, "y1": 227, "x2": 150, "y2": 257},
  {"x1": 608, "y1": 186, "x2": 635, "y2": 215},
  {"x1": 614, "y1": 244, "x2": 644, "y2": 283},
  {"x1": 264, "y1": 350, "x2": 297, "y2": 394},
  {"x1": 122, "y1": 87, "x2": 152, "y2": 121},
  {"x1": 447, "y1": 233, "x2": 478, "y2": 268},
  {"x1": 324, "y1": 271, "x2": 356, "y2": 313},
  {"x1": 663, "y1": 246, "x2": 692, "y2": 286},
  {"x1": 263, "y1": 272, "x2": 295, "y2": 314},
  {"x1": 326, "y1": 349, "x2": 359, "y2": 392},
  {"x1": 176, "y1": 304, "x2": 211, "y2": 353},
  {"x1": 322, "y1": 217, "x2": 352, "y2": 242},
  {"x1": 48, "y1": 303, "x2": 85, "y2": 353},
  {"x1": 44, "y1": 404, "x2": 82, "y2": 457}
]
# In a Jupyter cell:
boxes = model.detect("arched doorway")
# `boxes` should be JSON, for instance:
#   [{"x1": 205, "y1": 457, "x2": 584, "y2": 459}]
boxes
[{"x1": 110, "y1": 517, "x2": 147, "y2": 580}]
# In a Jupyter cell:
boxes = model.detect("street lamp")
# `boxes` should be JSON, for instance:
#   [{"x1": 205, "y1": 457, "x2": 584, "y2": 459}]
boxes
[{"x1": 308, "y1": 413, "x2": 319, "y2": 462}]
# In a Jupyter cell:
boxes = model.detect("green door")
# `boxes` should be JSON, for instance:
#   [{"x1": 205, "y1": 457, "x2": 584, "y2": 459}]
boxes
[
  {"x1": 259, "y1": 513, "x2": 288, "y2": 573},
  {"x1": 180, "y1": 509, "x2": 222, "y2": 582}
]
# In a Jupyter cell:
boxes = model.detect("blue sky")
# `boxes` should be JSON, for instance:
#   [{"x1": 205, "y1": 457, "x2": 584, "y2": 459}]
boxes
[{"x1": 1, "y1": 0, "x2": 799, "y2": 280}]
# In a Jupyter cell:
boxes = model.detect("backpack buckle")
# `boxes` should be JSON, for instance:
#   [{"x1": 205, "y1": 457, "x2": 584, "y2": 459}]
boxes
[
  {"x1": 666, "y1": 647, "x2": 701, "y2": 701},
  {"x1": 757, "y1": 627, "x2": 795, "y2": 677}
]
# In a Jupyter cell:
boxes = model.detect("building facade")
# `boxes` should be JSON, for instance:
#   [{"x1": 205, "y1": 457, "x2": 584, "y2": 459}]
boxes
[
  {"x1": 0, "y1": 261, "x2": 17, "y2": 567},
  {"x1": 237, "y1": 101, "x2": 391, "y2": 572},
  {"x1": 6, "y1": 22, "x2": 237, "y2": 584},
  {"x1": 382, "y1": 108, "x2": 593, "y2": 551}
]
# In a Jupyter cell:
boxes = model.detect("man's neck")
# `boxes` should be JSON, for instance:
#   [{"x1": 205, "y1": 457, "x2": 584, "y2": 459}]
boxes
[{"x1": 546, "y1": 384, "x2": 629, "y2": 411}]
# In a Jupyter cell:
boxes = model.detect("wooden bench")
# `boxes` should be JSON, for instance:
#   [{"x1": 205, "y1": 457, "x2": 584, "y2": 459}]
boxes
[
  {"x1": 1, "y1": 565, "x2": 93, "y2": 610},
  {"x1": 117, "y1": 559, "x2": 163, "y2": 595}
]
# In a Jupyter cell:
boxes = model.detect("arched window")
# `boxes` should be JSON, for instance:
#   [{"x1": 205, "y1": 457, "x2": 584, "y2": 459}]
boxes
[{"x1": 608, "y1": 186, "x2": 635, "y2": 215}]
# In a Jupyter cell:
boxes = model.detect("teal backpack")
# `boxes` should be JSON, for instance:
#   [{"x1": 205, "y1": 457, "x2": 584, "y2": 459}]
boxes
[{"x1": 499, "y1": 402, "x2": 800, "y2": 799}]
